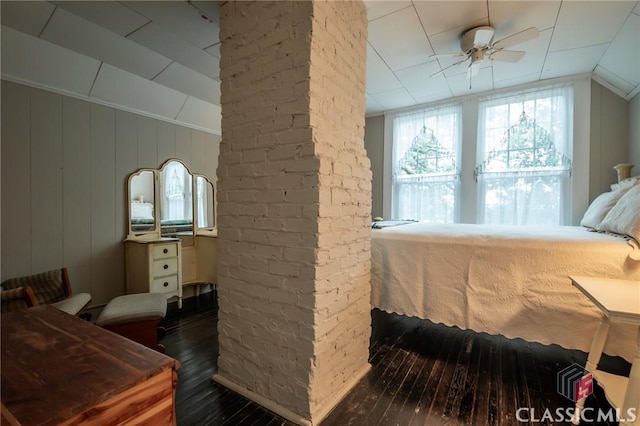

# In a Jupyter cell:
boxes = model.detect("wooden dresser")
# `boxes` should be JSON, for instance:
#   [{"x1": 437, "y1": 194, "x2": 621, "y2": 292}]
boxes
[
  {"x1": 1, "y1": 305, "x2": 181, "y2": 425},
  {"x1": 125, "y1": 238, "x2": 183, "y2": 307}
]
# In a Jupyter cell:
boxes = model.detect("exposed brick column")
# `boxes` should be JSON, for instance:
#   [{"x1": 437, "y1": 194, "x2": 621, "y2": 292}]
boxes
[{"x1": 215, "y1": 1, "x2": 370, "y2": 424}]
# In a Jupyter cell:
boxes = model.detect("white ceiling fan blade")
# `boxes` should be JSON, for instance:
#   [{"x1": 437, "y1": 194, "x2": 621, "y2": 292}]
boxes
[
  {"x1": 429, "y1": 52, "x2": 466, "y2": 59},
  {"x1": 490, "y1": 49, "x2": 525, "y2": 63},
  {"x1": 429, "y1": 57, "x2": 469, "y2": 78},
  {"x1": 492, "y1": 27, "x2": 539, "y2": 50}
]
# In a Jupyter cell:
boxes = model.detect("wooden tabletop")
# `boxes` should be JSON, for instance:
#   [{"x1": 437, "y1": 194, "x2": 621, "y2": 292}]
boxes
[{"x1": 1, "y1": 305, "x2": 180, "y2": 426}]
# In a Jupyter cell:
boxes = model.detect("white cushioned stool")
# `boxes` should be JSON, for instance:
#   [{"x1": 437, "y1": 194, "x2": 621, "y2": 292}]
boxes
[{"x1": 96, "y1": 293, "x2": 167, "y2": 353}]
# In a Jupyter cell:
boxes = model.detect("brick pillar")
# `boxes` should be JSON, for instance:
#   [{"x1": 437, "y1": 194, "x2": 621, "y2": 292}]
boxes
[{"x1": 214, "y1": 1, "x2": 370, "y2": 424}]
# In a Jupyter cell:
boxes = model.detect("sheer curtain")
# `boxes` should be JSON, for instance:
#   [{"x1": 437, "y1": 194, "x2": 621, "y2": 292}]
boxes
[
  {"x1": 391, "y1": 104, "x2": 461, "y2": 222},
  {"x1": 476, "y1": 84, "x2": 573, "y2": 225}
]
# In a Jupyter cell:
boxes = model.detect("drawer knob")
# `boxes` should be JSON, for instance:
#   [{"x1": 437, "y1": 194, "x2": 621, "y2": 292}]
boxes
[
  {"x1": 163, "y1": 248, "x2": 168, "y2": 254},
  {"x1": 163, "y1": 282, "x2": 169, "y2": 287},
  {"x1": 163, "y1": 264, "x2": 169, "y2": 270}
]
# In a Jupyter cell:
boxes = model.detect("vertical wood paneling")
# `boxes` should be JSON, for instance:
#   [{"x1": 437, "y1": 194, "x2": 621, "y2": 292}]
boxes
[
  {"x1": 1, "y1": 81, "x2": 220, "y2": 304},
  {"x1": 138, "y1": 117, "x2": 158, "y2": 168},
  {"x1": 157, "y1": 121, "x2": 176, "y2": 164},
  {"x1": 30, "y1": 89, "x2": 63, "y2": 273},
  {"x1": 91, "y1": 104, "x2": 119, "y2": 304},
  {"x1": 1, "y1": 81, "x2": 32, "y2": 278},
  {"x1": 116, "y1": 111, "x2": 139, "y2": 239},
  {"x1": 191, "y1": 130, "x2": 207, "y2": 174},
  {"x1": 175, "y1": 127, "x2": 192, "y2": 170},
  {"x1": 62, "y1": 97, "x2": 92, "y2": 295}
]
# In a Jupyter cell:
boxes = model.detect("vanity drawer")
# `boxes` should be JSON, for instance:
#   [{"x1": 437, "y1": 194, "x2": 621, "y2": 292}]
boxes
[
  {"x1": 152, "y1": 258, "x2": 178, "y2": 277},
  {"x1": 151, "y1": 275, "x2": 179, "y2": 294},
  {"x1": 152, "y1": 243, "x2": 178, "y2": 259}
]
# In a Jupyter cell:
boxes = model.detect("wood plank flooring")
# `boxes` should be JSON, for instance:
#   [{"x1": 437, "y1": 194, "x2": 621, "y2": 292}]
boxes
[{"x1": 161, "y1": 293, "x2": 629, "y2": 426}]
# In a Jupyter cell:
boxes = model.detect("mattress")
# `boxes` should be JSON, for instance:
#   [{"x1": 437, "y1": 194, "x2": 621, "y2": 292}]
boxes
[{"x1": 371, "y1": 222, "x2": 640, "y2": 361}]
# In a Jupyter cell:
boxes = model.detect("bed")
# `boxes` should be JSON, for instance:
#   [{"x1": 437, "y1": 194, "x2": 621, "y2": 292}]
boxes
[{"x1": 371, "y1": 181, "x2": 640, "y2": 362}]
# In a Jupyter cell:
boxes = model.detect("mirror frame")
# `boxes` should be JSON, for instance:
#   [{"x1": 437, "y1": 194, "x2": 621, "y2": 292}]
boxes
[
  {"x1": 127, "y1": 168, "x2": 157, "y2": 239},
  {"x1": 194, "y1": 174, "x2": 216, "y2": 235},
  {"x1": 126, "y1": 158, "x2": 216, "y2": 240}
]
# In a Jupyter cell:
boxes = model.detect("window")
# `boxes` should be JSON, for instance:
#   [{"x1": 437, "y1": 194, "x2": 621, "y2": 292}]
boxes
[
  {"x1": 391, "y1": 105, "x2": 461, "y2": 222},
  {"x1": 476, "y1": 85, "x2": 573, "y2": 226}
]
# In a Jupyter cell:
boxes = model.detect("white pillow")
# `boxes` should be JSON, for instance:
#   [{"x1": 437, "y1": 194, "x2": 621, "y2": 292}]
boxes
[
  {"x1": 611, "y1": 176, "x2": 640, "y2": 191},
  {"x1": 598, "y1": 185, "x2": 640, "y2": 242},
  {"x1": 580, "y1": 189, "x2": 629, "y2": 229}
]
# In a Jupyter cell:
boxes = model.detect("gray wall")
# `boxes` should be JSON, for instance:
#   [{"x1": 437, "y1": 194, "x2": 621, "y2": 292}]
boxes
[
  {"x1": 630, "y1": 92, "x2": 640, "y2": 171},
  {"x1": 589, "y1": 80, "x2": 631, "y2": 200},
  {"x1": 1, "y1": 80, "x2": 220, "y2": 304}
]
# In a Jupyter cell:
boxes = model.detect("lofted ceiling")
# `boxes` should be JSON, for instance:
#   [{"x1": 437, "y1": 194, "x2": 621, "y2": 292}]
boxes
[{"x1": 1, "y1": 1, "x2": 639, "y2": 134}]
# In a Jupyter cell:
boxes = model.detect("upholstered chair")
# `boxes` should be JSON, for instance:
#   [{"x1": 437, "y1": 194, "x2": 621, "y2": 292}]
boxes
[{"x1": 1, "y1": 268, "x2": 91, "y2": 316}]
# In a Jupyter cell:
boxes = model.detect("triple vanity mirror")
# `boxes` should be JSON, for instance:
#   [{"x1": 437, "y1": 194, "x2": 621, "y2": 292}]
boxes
[
  {"x1": 125, "y1": 159, "x2": 218, "y2": 308},
  {"x1": 127, "y1": 159, "x2": 216, "y2": 239}
]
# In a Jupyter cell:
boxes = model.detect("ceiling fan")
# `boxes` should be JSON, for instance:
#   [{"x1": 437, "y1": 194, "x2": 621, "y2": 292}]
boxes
[{"x1": 431, "y1": 25, "x2": 539, "y2": 81}]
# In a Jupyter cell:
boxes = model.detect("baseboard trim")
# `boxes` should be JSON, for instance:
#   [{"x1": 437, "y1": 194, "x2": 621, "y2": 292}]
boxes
[
  {"x1": 212, "y1": 373, "x2": 312, "y2": 426},
  {"x1": 212, "y1": 362, "x2": 371, "y2": 426},
  {"x1": 312, "y1": 362, "x2": 372, "y2": 423}
]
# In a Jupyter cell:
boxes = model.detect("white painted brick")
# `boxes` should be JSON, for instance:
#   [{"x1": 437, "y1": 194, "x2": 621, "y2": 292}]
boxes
[{"x1": 218, "y1": 1, "x2": 369, "y2": 422}]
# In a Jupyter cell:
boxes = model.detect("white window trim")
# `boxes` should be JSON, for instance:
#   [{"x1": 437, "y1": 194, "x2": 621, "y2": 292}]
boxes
[{"x1": 382, "y1": 75, "x2": 592, "y2": 225}]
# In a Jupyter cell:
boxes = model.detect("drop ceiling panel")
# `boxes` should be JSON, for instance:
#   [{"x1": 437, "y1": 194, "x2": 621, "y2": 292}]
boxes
[
  {"x1": 91, "y1": 64, "x2": 187, "y2": 119},
  {"x1": 368, "y1": 7, "x2": 434, "y2": 72},
  {"x1": 153, "y1": 62, "x2": 220, "y2": 105},
  {"x1": 370, "y1": 88, "x2": 416, "y2": 111},
  {"x1": 593, "y1": 65, "x2": 636, "y2": 96},
  {"x1": 492, "y1": 29, "x2": 552, "y2": 82},
  {"x1": 493, "y1": 72, "x2": 543, "y2": 90},
  {"x1": 125, "y1": 1, "x2": 219, "y2": 49},
  {"x1": 549, "y1": 1, "x2": 636, "y2": 51},
  {"x1": 53, "y1": 1, "x2": 149, "y2": 37},
  {"x1": 205, "y1": 42, "x2": 221, "y2": 58},
  {"x1": 41, "y1": 8, "x2": 171, "y2": 80},
  {"x1": 487, "y1": 1, "x2": 560, "y2": 40},
  {"x1": 597, "y1": 13, "x2": 640, "y2": 88},
  {"x1": 541, "y1": 44, "x2": 609, "y2": 80},
  {"x1": 414, "y1": 1, "x2": 487, "y2": 36},
  {"x1": 448, "y1": 68, "x2": 494, "y2": 97},
  {"x1": 1, "y1": 25, "x2": 100, "y2": 96},
  {"x1": 365, "y1": 1, "x2": 412, "y2": 22},
  {"x1": 366, "y1": 44, "x2": 404, "y2": 94},
  {"x1": 0, "y1": 1, "x2": 55, "y2": 37},
  {"x1": 428, "y1": 18, "x2": 487, "y2": 55},
  {"x1": 396, "y1": 61, "x2": 451, "y2": 99},
  {"x1": 190, "y1": 1, "x2": 221, "y2": 24},
  {"x1": 175, "y1": 97, "x2": 222, "y2": 134},
  {"x1": 127, "y1": 22, "x2": 220, "y2": 80}
]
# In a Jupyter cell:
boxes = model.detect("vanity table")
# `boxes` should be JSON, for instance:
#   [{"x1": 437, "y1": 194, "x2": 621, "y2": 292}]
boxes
[{"x1": 125, "y1": 159, "x2": 217, "y2": 308}]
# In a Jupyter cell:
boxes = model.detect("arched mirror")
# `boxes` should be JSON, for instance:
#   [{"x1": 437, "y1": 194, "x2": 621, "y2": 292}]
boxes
[
  {"x1": 126, "y1": 159, "x2": 216, "y2": 240},
  {"x1": 158, "y1": 159, "x2": 193, "y2": 236},
  {"x1": 128, "y1": 169, "x2": 156, "y2": 237},
  {"x1": 195, "y1": 175, "x2": 216, "y2": 233}
]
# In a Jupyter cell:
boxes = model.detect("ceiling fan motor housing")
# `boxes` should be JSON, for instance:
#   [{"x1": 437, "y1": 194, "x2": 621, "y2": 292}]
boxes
[{"x1": 461, "y1": 26, "x2": 495, "y2": 53}]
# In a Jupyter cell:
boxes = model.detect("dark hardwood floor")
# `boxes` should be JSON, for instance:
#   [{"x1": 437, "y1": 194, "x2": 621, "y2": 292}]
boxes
[{"x1": 161, "y1": 292, "x2": 628, "y2": 426}]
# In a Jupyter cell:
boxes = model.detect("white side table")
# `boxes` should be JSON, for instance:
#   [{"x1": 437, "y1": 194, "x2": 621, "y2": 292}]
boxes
[{"x1": 569, "y1": 275, "x2": 640, "y2": 425}]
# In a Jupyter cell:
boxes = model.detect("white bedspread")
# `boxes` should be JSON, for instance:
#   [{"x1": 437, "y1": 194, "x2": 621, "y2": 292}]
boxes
[{"x1": 371, "y1": 223, "x2": 640, "y2": 361}]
